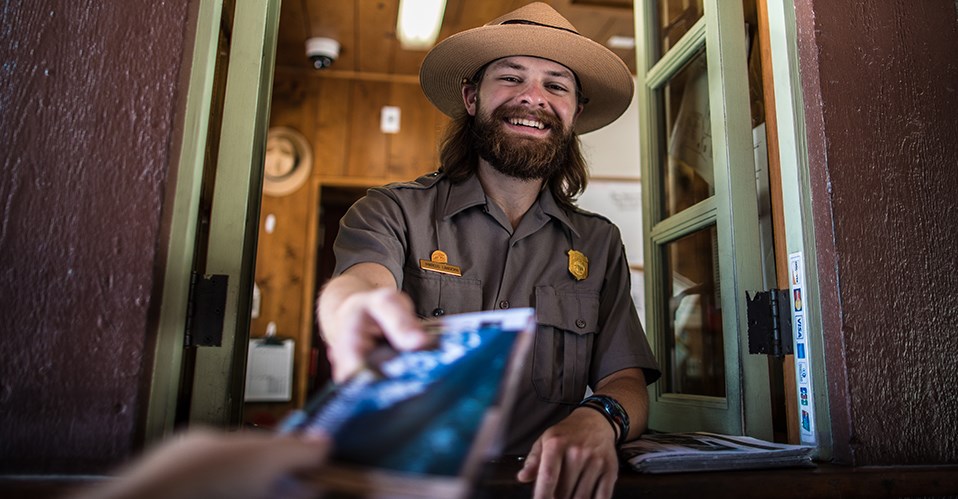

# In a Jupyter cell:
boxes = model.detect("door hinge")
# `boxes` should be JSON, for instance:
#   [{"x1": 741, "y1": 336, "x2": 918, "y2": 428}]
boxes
[
  {"x1": 746, "y1": 289, "x2": 793, "y2": 358},
  {"x1": 184, "y1": 272, "x2": 229, "y2": 347}
]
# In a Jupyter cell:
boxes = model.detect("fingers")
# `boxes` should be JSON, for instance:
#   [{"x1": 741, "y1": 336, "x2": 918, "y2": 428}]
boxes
[
  {"x1": 516, "y1": 413, "x2": 621, "y2": 499},
  {"x1": 362, "y1": 289, "x2": 432, "y2": 351},
  {"x1": 252, "y1": 434, "x2": 331, "y2": 472},
  {"x1": 516, "y1": 439, "x2": 542, "y2": 483},
  {"x1": 328, "y1": 306, "x2": 380, "y2": 381},
  {"x1": 592, "y1": 468, "x2": 617, "y2": 499},
  {"x1": 327, "y1": 289, "x2": 431, "y2": 381},
  {"x1": 565, "y1": 447, "x2": 610, "y2": 499},
  {"x1": 532, "y1": 440, "x2": 562, "y2": 499},
  {"x1": 534, "y1": 445, "x2": 616, "y2": 499}
]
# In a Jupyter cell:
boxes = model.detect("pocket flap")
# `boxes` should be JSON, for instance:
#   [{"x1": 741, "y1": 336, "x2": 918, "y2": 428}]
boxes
[
  {"x1": 535, "y1": 286, "x2": 600, "y2": 335},
  {"x1": 403, "y1": 266, "x2": 482, "y2": 317}
]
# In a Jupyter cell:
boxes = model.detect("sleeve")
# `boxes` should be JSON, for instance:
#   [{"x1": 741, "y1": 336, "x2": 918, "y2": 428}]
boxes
[
  {"x1": 589, "y1": 226, "x2": 662, "y2": 387},
  {"x1": 332, "y1": 188, "x2": 408, "y2": 288}
]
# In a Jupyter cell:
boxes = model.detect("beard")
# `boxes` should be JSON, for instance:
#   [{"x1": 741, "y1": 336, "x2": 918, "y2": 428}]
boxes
[{"x1": 472, "y1": 102, "x2": 575, "y2": 181}]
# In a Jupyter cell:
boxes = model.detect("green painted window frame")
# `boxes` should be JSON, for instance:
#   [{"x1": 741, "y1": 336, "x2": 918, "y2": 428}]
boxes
[
  {"x1": 636, "y1": 0, "x2": 774, "y2": 439},
  {"x1": 765, "y1": 0, "x2": 831, "y2": 456}
]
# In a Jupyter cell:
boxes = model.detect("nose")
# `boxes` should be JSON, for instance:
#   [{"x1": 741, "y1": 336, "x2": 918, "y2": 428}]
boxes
[{"x1": 516, "y1": 82, "x2": 547, "y2": 108}]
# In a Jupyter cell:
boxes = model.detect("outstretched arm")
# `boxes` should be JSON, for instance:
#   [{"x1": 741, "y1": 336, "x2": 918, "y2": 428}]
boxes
[{"x1": 72, "y1": 430, "x2": 330, "y2": 499}]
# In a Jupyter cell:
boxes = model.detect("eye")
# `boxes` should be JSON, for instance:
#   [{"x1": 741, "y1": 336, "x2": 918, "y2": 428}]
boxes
[{"x1": 499, "y1": 75, "x2": 521, "y2": 83}]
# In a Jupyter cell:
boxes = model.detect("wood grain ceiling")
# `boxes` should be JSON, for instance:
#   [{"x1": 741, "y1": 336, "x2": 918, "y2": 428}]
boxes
[{"x1": 274, "y1": 0, "x2": 636, "y2": 80}]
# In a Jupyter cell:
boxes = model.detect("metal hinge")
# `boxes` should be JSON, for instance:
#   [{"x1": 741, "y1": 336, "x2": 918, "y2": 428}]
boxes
[
  {"x1": 746, "y1": 289, "x2": 793, "y2": 358},
  {"x1": 184, "y1": 272, "x2": 229, "y2": 347}
]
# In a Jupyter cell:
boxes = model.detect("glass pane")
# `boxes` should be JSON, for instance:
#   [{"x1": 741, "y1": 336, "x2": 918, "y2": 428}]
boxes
[
  {"x1": 743, "y1": 0, "x2": 766, "y2": 129},
  {"x1": 653, "y1": 0, "x2": 705, "y2": 61},
  {"x1": 661, "y1": 225, "x2": 725, "y2": 397},
  {"x1": 656, "y1": 50, "x2": 713, "y2": 218}
]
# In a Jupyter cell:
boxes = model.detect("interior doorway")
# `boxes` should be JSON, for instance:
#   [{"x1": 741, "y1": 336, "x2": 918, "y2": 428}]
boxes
[
  {"x1": 241, "y1": 183, "x2": 367, "y2": 429},
  {"x1": 311, "y1": 185, "x2": 369, "y2": 389}
]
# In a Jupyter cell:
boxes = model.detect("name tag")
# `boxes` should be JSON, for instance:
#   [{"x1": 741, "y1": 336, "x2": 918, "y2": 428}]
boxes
[
  {"x1": 419, "y1": 249, "x2": 462, "y2": 276},
  {"x1": 419, "y1": 259, "x2": 462, "y2": 277}
]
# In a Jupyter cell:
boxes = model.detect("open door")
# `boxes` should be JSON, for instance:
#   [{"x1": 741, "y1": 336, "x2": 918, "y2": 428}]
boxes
[{"x1": 144, "y1": 0, "x2": 282, "y2": 443}]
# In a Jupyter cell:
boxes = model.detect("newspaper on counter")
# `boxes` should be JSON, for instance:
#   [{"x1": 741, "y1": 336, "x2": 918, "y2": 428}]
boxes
[{"x1": 620, "y1": 432, "x2": 815, "y2": 474}]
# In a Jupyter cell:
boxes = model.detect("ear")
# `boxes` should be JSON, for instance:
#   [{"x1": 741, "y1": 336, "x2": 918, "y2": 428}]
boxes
[
  {"x1": 462, "y1": 84, "x2": 479, "y2": 116},
  {"x1": 574, "y1": 102, "x2": 585, "y2": 121}
]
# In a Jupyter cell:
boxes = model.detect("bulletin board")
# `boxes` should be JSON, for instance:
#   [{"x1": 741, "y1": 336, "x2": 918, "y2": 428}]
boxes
[
  {"x1": 577, "y1": 179, "x2": 646, "y2": 322},
  {"x1": 577, "y1": 179, "x2": 644, "y2": 267}
]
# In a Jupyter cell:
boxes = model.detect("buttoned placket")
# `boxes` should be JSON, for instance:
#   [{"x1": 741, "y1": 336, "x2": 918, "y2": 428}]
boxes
[{"x1": 489, "y1": 199, "x2": 553, "y2": 313}]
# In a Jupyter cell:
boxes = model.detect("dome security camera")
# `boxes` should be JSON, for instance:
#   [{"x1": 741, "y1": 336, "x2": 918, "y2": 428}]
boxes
[{"x1": 306, "y1": 37, "x2": 340, "y2": 70}]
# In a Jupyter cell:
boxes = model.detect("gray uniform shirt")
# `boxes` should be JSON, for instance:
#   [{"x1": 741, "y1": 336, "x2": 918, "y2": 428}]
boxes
[{"x1": 333, "y1": 171, "x2": 661, "y2": 453}]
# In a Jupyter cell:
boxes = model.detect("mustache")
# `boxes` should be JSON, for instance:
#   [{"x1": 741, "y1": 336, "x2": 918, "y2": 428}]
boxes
[{"x1": 489, "y1": 104, "x2": 563, "y2": 131}]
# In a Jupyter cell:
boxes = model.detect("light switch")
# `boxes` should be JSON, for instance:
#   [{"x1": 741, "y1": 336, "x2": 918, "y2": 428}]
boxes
[{"x1": 381, "y1": 106, "x2": 401, "y2": 134}]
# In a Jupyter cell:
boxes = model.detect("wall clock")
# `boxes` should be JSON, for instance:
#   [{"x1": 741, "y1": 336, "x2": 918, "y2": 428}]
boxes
[{"x1": 263, "y1": 127, "x2": 312, "y2": 197}]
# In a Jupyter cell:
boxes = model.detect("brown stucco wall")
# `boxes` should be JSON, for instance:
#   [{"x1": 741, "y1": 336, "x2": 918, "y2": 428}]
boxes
[
  {"x1": 794, "y1": 0, "x2": 958, "y2": 465},
  {"x1": 0, "y1": 0, "x2": 194, "y2": 472}
]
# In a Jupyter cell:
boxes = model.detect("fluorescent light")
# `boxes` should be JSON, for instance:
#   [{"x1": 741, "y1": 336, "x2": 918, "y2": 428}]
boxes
[
  {"x1": 397, "y1": 0, "x2": 447, "y2": 50},
  {"x1": 607, "y1": 36, "x2": 635, "y2": 49}
]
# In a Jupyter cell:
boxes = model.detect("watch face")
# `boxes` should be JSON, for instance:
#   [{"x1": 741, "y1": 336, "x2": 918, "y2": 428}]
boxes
[{"x1": 263, "y1": 127, "x2": 312, "y2": 197}]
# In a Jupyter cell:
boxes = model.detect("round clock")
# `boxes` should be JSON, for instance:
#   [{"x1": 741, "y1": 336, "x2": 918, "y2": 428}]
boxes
[{"x1": 263, "y1": 127, "x2": 312, "y2": 197}]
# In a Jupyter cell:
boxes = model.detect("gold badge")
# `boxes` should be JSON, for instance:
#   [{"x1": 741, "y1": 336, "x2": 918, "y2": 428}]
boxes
[
  {"x1": 420, "y1": 249, "x2": 462, "y2": 277},
  {"x1": 568, "y1": 250, "x2": 588, "y2": 281}
]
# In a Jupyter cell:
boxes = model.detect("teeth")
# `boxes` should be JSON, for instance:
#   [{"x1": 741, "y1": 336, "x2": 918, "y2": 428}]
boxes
[{"x1": 510, "y1": 118, "x2": 545, "y2": 130}]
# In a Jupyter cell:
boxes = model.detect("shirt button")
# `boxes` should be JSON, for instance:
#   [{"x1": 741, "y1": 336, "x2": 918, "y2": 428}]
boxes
[
  {"x1": 432, "y1": 308, "x2": 445, "y2": 317},
  {"x1": 498, "y1": 300, "x2": 510, "y2": 309},
  {"x1": 575, "y1": 319, "x2": 586, "y2": 329}
]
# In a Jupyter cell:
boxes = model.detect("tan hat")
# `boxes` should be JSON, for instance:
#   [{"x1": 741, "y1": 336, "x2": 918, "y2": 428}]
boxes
[{"x1": 419, "y1": 2, "x2": 634, "y2": 134}]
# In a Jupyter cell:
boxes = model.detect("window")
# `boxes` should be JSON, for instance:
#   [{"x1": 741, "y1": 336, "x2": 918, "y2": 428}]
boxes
[{"x1": 637, "y1": 0, "x2": 775, "y2": 438}]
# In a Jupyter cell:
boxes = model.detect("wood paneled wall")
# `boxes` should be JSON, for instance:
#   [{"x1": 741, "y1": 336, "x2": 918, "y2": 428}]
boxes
[{"x1": 245, "y1": 68, "x2": 449, "y2": 423}]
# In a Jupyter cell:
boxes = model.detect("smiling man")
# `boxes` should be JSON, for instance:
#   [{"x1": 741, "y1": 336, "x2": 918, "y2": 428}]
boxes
[{"x1": 317, "y1": 3, "x2": 661, "y2": 498}]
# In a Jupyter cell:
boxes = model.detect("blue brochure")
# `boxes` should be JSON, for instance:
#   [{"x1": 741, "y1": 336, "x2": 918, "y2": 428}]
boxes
[{"x1": 279, "y1": 308, "x2": 534, "y2": 489}]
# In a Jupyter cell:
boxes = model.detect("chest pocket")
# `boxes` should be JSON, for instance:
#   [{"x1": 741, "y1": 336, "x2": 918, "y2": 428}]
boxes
[
  {"x1": 532, "y1": 286, "x2": 599, "y2": 404},
  {"x1": 403, "y1": 265, "x2": 482, "y2": 318}
]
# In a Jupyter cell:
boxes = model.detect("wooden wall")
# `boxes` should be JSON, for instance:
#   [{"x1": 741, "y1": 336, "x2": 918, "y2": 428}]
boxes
[{"x1": 244, "y1": 68, "x2": 449, "y2": 423}]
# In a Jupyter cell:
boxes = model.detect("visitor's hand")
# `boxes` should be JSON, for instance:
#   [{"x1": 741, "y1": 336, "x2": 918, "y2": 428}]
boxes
[
  {"x1": 74, "y1": 430, "x2": 330, "y2": 499},
  {"x1": 517, "y1": 408, "x2": 620, "y2": 499}
]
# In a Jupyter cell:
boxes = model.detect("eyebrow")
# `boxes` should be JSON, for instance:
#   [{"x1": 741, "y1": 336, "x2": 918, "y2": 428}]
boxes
[{"x1": 487, "y1": 60, "x2": 576, "y2": 82}]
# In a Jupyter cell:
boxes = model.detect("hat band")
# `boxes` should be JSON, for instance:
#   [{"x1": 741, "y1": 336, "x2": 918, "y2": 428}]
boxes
[{"x1": 499, "y1": 19, "x2": 580, "y2": 36}]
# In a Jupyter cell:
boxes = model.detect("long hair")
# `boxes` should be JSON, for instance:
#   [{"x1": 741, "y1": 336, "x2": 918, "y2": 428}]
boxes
[{"x1": 438, "y1": 111, "x2": 589, "y2": 209}]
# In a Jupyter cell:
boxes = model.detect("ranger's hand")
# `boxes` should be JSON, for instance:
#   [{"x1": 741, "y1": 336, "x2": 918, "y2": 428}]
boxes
[{"x1": 517, "y1": 407, "x2": 620, "y2": 499}]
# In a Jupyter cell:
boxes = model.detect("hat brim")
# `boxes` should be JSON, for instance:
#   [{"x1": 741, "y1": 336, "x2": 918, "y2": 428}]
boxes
[{"x1": 420, "y1": 24, "x2": 634, "y2": 134}]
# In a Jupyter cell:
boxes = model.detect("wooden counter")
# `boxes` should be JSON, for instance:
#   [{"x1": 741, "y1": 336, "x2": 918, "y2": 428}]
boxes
[
  {"x1": 475, "y1": 460, "x2": 958, "y2": 498},
  {"x1": 4, "y1": 461, "x2": 957, "y2": 498}
]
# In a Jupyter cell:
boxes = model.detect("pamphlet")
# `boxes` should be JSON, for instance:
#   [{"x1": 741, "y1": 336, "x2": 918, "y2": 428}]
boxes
[
  {"x1": 620, "y1": 432, "x2": 815, "y2": 474},
  {"x1": 279, "y1": 308, "x2": 535, "y2": 498}
]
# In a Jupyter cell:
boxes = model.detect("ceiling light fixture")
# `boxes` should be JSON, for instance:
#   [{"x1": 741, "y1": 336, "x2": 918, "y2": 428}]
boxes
[
  {"x1": 397, "y1": 0, "x2": 447, "y2": 50},
  {"x1": 606, "y1": 36, "x2": 636, "y2": 50}
]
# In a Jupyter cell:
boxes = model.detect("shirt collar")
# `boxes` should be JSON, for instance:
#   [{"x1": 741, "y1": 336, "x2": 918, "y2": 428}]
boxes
[
  {"x1": 536, "y1": 184, "x2": 581, "y2": 239},
  {"x1": 441, "y1": 173, "x2": 488, "y2": 220},
  {"x1": 441, "y1": 173, "x2": 582, "y2": 239}
]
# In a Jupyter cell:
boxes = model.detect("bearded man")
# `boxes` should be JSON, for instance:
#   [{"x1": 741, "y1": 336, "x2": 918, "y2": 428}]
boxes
[{"x1": 317, "y1": 3, "x2": 660, "y2": 498}]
